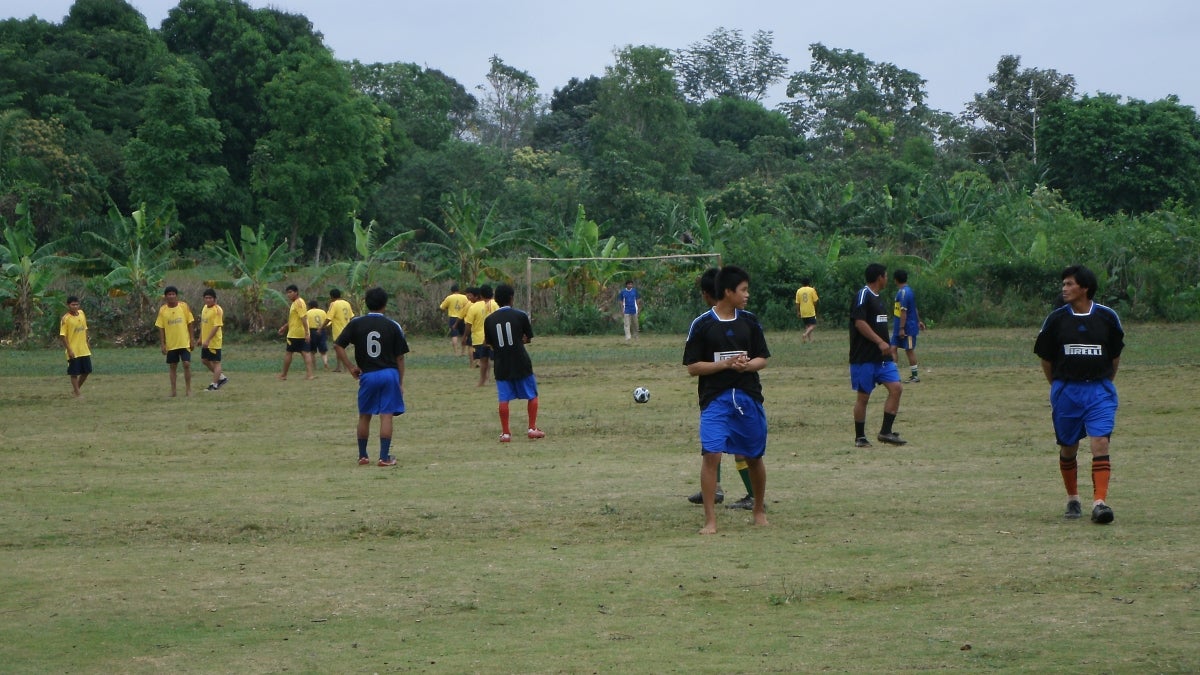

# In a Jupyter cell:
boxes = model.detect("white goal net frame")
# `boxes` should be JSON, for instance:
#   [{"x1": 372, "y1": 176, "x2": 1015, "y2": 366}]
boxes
[{"x1": 525, "y1": 253, "x2": 722, "y2": 319}]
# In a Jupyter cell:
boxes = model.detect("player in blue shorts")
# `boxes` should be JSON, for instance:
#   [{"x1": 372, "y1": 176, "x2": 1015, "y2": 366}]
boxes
[
  {"x1": 333, "y1": 287, "x2": 410, "y2": 467},
  {"x1": 483, "y1": 284, "x2": 544, "y2": 442},
  {"x1": 683, "y1": 265, "x2": 770, "y2": 534},
  {"x1": 850, "y1": 263, "x2": 907, "y2": 447},
  {"x1": 890, "y1": 269, "x2": 926, "y2": 382},
  {"x1": 1034, "y1": 265, "x2": 1124, "y2": 524}
]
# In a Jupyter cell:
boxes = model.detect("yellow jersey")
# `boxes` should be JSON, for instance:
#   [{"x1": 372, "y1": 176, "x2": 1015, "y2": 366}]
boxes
[
  {"x1": 327, "y1": 298, "x2": 355, "y2": 340},
  {"x1": 464, "y1": 299, "x2": 499, "y2": 345},
  {"x1": 60, "y1": 310, "x2": 91, "y2": 359},
  {"x1": 155, "y1": 301, "x2": 195, "y2": 351},
  {"x1": 307, "y1": 308, "x2": 328, "y2": 334},
  {"x1": 287, "y1": 297, "x2": 308, "y2": 339},
  {"x1": 201, "y1": 304, "x2": 224, "y2": 350},
  {"x1": 795, "y1": 285, "x2": 819, "y2": 318},
  {"x1": 440, "y1": 292, "x2": 470, "y2": 319}
]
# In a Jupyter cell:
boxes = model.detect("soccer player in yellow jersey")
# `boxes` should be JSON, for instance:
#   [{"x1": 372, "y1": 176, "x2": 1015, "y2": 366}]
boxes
[
  {"x1": 307, "y1": 299, "x2": 330, "y2": 370},
  {"x1": 795, "y1": 278, "x2": 819, "y2": 343},
  {"x1": 439, "y1": 283, "x2": 470, "y2": 356},
  {"x1": 200, "y1": 288, "x2": 229, "y2": 391},
  {"x1": 463, "y1": 284, "x2": 499, "y2": 387},
  {"x1": 277, "y1": 284, "x2": 314, "y2": 380},
  {"x1": 326, "y1": 288, "x2": 355, "y2": 371},
  {"x1": 155, "y1": 286, "x2": 196, "y2": 397},
  {"x1": 59, "y1": 295, "x2": 92, "y2": 397}
]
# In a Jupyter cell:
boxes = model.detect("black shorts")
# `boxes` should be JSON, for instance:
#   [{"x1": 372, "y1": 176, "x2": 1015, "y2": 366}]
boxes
[
  {"x1": 309, "y1": 329, "x2": 328, "y2": 354},
  {"x1": 201, "y1": 348, "x2": 222, "y2": 362},
  {"x1": 67, "y1": 356, "x2": 93, "y2": 376},
  {"x1": 473, "y1": 344, "x2": 493, "y2": 360},
  {"x1": 165, "y1": 348, "x2": 191, "y2": 364},
  {"x1": 286, "y1": 337, "x2": 310, "y2": 353},
  {"x1": 802, "y1": 316, "x2": 816, "y2": 326}
]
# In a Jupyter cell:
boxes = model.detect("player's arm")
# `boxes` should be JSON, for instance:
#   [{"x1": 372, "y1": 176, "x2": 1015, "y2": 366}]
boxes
[
  {"x1": 159, "y1": 326, "x2": 168, "y2": 354},
  {"x1": 1110, "y1": 356, "x2": 1119, "y2": 381},
  {"x1": 333, "y1": 344, "x2": 358, "y2": 378},
  {"x1": 855, "y1": 319, "x2": 890, "y2": 354},
  {"x1": 1040, "y1": 359, "x2": 1055, "y2": 384},
  {"x1": 60, "y1": 328, "x2": 73, "y2": 358},
  {"x1": 395, "y1": 353, "x2": 405, "y2": 384}
]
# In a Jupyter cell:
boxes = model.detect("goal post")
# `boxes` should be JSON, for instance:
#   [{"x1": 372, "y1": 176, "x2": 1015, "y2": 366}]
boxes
[{"x1": 525, "y1": 252, "x2": 722, "y2": 319}]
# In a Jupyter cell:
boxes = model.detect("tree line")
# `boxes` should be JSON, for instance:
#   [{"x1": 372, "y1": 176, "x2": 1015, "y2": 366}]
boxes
[{"x1": 2, "y1": 0, "x2": 1199, "y2": 343}]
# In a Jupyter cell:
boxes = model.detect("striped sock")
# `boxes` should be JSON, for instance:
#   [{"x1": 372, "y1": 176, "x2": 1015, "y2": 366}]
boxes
[
  {"x1": 1092, "y1": 455, "x2": 1111, "y2": 502},
  {"x1": 1059, "y1": 455, "x2": 1078, "y2": 496}
]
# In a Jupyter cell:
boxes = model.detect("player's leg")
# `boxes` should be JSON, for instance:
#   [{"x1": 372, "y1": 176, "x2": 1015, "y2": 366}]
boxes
[
  {"x1": 181, "y1": 354, "x2": 192, "y2": 396},
  {"x1": 477, "y1": 352, "x2": 489, "y2": 387},
  {"x1": 623, "y1": 314, "x2": 632, "y2": 341},
  {"x1": 302, "y1": 347, "x2": 315, "y2": 379},
  {"x1": 377, "y1": 413, "x2": 395, "y2": 465},
  {"x1": 280, "y1": 345, "x2": 293, "y2": 379},
  {"x1": 356, "y1": 413, "x2": 372, "y2": 463},
  {"x1": 1083, "y1": 382, "x2": 1117, "y2": 522},
  {"x1": 744, "y1": 457, "x2": 768, "y2": 526},
  {"x1": 167, "y1": 359, "x2": 178, "y2": 396},
  {"x1": 699, "y1": 451, "x2": 722, "y2": 535}
]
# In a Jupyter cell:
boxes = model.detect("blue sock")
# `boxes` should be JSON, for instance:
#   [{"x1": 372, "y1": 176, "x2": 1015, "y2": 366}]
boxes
[
  {"x1": 357, "y1": 438, "x2": 368, "y2": 458},
  {"x1": 380, "y1": 438, "x2": 392, "y2": 460}
]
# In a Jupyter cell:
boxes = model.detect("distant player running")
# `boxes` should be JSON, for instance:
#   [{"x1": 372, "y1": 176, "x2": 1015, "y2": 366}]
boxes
[{"x1": 333, "y1": 287, "x2": 410, "y2": 467}]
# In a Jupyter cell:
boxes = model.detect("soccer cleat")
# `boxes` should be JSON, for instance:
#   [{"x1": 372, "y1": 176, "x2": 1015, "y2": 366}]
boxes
[
  {"x1": 726, "y1": 494, "x2": 755, "y2": 510},
  {"x1": 688, "y1": 490, "x2": 724, "y2": 504},
  {"x1": 499, "y1": 433, "x2": 512, "y2": 443},
  {"x1": 358, "y1": 457, "x2": 370, "y2": 466},
  {"x1": 1091, "y1": 503, "x2": 1114, "y2": 524},
  {"x1": 907, "y1": 376, "x2": 920, "y2": 383},
  {"x1": 527, "y1": 428, "x2": 545, "y2": 439},
  {"x1": 877, "y1": 431, "x2": 907, "y2": 445},
  {"x1": 205, "y1": 383, "x2": 219, "y2": 391},
  {"x1": 1064, "y1": 499, "x2": 1083, "y2": 519},
  {"x1": 854, "y1": 437, "x2": 872, "y2": 448},
  {"x1": 377, "y1": 457, "x2": 397, "y2": 467},
  {"x1": 218, "y1": 375, "x2": 229, "y2": 388}
]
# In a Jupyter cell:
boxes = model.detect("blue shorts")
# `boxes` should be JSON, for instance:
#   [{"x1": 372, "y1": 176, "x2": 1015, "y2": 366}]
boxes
[
  {"x1": 699, "y1": 389, "x2": 767, "y2": 459},
  {"x1": 496, "y1": 374, "x2": 538, "y2": 402},
  {"x1": 1050, "y1": 380, "x2": 1117, "y2": 446},
  {"x1": 165, "y1": 348, "x2": 191, "y2": 364},
  {"x1": 473, "y1": 344, "x2": 493, "y2": 360},
  {"x1": 849, "y1": 361, "x2": 900, "y2": 393},
  {"x1": 891, "y1": 333, "x2": 916, "y2": 350},
  {"x1": 309, "y1": 330, "x2": 328, "y2": 354},
  {"x1": 67, "y1": 356, "x2": 93, "y2": 376},
  {"x1": 448, "y1": 317, "x2": 463, "y2": 338},
  {"x1": 357, "y1": 368, "x2": 405, "y2": 416}
]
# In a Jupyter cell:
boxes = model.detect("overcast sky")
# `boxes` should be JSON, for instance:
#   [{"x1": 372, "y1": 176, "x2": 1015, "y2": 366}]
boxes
[{"x1": 7, "y1": 0, "x2": 1197, "y2": 115}]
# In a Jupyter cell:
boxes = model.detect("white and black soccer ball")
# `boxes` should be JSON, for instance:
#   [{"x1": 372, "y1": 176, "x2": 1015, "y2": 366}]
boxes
[{"x1": 632, "y1": 386, "x2": 651, "y2": 404}]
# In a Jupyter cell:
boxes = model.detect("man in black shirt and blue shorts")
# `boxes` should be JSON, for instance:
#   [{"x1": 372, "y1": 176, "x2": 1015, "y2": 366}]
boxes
[
  {"x1": 849, "y1": 263, "x2": 907, "y2": 448},
  {"x1": 484, "y1": 284, "x2": 544, "y2": 442},
  {"x1": 1034, "y1": 265, "x2": 1124, "y2": 524},
  {"x1": 334, "y1": 287, "x2": 410, "y2": 467}
]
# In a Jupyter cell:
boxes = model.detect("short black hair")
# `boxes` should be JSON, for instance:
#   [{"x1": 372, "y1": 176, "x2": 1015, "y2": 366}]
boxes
[
  {"x1": 698, "y1": 267, "x2": 718, "y2": 300},
  {"x1": 1062, "y1": 265, "x2": 1098, "y2": 300},
  {"x1": 308, "y1": 299, "x2": 320, "y2": 309},
  {"x1": 864, "y1": 263, "x2": 887, "y2": 284},
  {"x1": 203, "y1": 288, "x2": 216, "y2": 298},
  {"x1": 285, "y1": 284, "x2": 299, "y2": 293},
  {"x1": 495, "y1": 284, "x2": 515, "y2": 306},
  {"x1": 893, "y1": 269, "x2": 909, "y2": 284},
  {"x1": 164, "y1": 285, "x2": 179, "y2": 295},
  {"x1": 364, "y1": 287, "x2": 388, "y2": 311},
  {"x1": 450, "y1": 283, "x2": 460, "y2": 293},
  {"x1": 479, "y1": 284, "x2": 494, "y2": 300},
  {"x1": 800, "y1": 277, "x2": 811, "y2": 285},
  {"x1": 67, "y1": 295, "x2": 79, "y2": 304},
  {"x1": 329, "y1": 288, "x2": 342, "y2": 299},
  {"x1": 715, "y1": 265, "x2": 750, "y2": 298}
]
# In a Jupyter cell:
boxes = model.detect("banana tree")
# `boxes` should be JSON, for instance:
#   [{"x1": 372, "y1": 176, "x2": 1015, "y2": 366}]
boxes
[
  {"x1": 531, "y1": 205, "x2": 630, "y2": 306},
  {"x1": 311, "y1": 215, "x2": 417, "y2": 310},
  {"x1": 84, "y1": 202, "x2": 177, "y2": 332},
  {"x1": 204, "y1": 224, "x2": 295, "y2": 332},
  {"x1": 420, "y1": 191, "x2": 531, "y2": 284},
  {"x1": 0, "y1": 200, "x2": 66, "y2": 342}
]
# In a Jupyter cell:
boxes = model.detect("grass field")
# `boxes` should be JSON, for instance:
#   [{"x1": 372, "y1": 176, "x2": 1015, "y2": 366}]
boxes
[{"x1": 2, "y1": 326, "x2": 1199, "y2": 673}]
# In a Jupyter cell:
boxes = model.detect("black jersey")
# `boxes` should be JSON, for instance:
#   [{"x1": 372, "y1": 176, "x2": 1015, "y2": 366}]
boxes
[
  {"x1": 484, "y1": 306, "x2": 534, "y2": 381},
  {"x1": 1034, "y1": 302, "x2": 1124, "y2": 381},
  {"x1": 334, "y1": 313, "x2": 409, "y2": 372},
  {"x1": 848, "y1": 285, "x2": 893, "y2": 364},
  {"x1": 682, "y1": 308, "x2": 771, "y2": 409}
]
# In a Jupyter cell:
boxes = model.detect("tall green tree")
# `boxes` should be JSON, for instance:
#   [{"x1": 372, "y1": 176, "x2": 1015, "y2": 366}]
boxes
[
  {"x1": 124, "y1": 57, "x2": 229, "y2": 246},
  {"x1": 964, "y1": 55, "x2": 1076, "y2": 180},
  {"x1": 674, "y1": 28, "x2": 788, "y2": 103},
  {"x1": 474, "y1": 56, "x2": 542, "y2": 151},
  {"x1": 251, "y1": 51, "x2": 386, "y2": 252},
  {"x1": 782, "y1": 43, "x2": 932, "y2": 153},
  {"x1": 531, "y1": 205, "x2": 631, "y2": 306},
  {"x1": 311, "y1": 215, "x2": 417, "y2": 310},
  {"x1": 1040, "y1": 94, "x2": 1200, "y2": 216}
]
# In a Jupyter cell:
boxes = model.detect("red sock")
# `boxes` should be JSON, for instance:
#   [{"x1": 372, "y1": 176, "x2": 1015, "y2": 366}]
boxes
[
  {"x1": 498, "y1": 402, "x2": 510, "y2": 435},
  {"x1": 1059, "y1": 455, "x2": 1078, "y2": 496},
  {"x1": 527, "y1": 397, "x2": 539, "y2": 430},
  {"x1": 1092, "y1": 455, "x2": 1111, "y2": 502}
]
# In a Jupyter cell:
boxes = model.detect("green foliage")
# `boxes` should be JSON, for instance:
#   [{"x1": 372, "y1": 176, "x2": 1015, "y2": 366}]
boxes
[
  {"x1": 311, "y1": 215, "x2": 418, "y2": 311},
  {"x1": 203, "y1": 223, "x2": 294, "y2": 332},
  {"x1": 83, "y1": 202, "x2": 177, "y2": 340},
  {"x1": 0, "y1": 199, "x2": 68, "y2": 342},
  {"x1": 420, "y1": 190, "x2": 530, "y2": 284},
  {"x1": 532, "y1": 205, "x2": 631, "y2": 307},
  {"x1": 674, "y1": 28, "x2": 788, "y2": 103}
]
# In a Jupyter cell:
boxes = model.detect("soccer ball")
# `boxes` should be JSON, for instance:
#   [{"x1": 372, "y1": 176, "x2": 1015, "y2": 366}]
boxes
[{"x1": 632, "y1": 386, "x2": 650, "y2": 403}]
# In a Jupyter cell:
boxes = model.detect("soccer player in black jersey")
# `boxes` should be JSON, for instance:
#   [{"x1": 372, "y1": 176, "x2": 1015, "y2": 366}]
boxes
[
  {"x1": 1034, "y1": 265, "x2": 1124, "y2": 524},
  {"x1": 483, "y1": 284, "x2": 544, "y2": 442}
]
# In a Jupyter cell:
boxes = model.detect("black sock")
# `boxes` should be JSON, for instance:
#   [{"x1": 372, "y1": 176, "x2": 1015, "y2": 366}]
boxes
[
  {"x1": 855, "y1": 422, "x2": 866, "y2": 439},
  {"x1": 881, "y1": 412, "x2": 897, "y2": 435}
]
